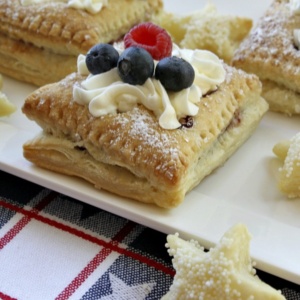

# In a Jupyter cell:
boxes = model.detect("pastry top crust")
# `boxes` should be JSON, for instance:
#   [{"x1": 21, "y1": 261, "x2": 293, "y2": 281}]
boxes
[
  {"x1": 22, "y1": 65, "x2": 262, "y2": 189},
  {"x1": 0, "y1": 0, "x2": 163, "y2": 55},
  {"x1": 232, "y1": 0, "x2": 300, "y2": 93}
]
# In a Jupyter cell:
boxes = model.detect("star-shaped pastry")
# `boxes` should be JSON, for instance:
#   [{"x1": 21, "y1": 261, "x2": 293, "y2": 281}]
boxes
[{"x1": 162, "y1": 223, "x2": 286, "y2": 300}]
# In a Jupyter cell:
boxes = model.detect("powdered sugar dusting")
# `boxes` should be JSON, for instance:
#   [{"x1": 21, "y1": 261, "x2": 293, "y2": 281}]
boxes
[
  {"x1": 109, "y1": 107, "x2": 181, "y2": 180},
  {"x1": 130, "y1": 111, "x2": 177, "y2": 149}
]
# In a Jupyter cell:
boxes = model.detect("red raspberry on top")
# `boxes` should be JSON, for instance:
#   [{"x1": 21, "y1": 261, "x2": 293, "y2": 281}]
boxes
[{"x1": 124, "y1": 22, "x2": 172, "y2": 61}]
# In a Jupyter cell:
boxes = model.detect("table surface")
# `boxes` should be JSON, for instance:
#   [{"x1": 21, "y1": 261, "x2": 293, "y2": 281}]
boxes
[{"x1": 0, "y1": 171, "x2": 299, "y2": 299}]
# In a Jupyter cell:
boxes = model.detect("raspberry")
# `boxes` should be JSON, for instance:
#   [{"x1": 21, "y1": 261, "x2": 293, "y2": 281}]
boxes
[{"x1": 124, "y1": 22, "x2": 172, "y2": 60}]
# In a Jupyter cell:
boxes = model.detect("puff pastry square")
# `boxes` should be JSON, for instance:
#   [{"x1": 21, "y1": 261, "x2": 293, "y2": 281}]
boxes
[
  {"x1": 232, "y1": 0, "x2": 300, "y2": 115},
  {"x1": 0, "y1": 0, "x2": 162, "y2": 86},
  {"x1": 22, "y1": 64, "x2": 268, "y2": 208}
]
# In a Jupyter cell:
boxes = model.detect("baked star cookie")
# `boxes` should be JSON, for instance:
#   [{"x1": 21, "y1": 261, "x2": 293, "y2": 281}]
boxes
[
  {"x1": 273, "y1": 132, "x2": 300, "y2": 198},
  {"x1": 232, "y1": 0, "x2": 300, "y2": 115},
  {"x1": 0, "y1": 0, "x2": 162, "y2": 86},
  {"x1": 163, "y1": 224, "x2": 285, "y2": 300},
  {"x1": 157, "y1": 3, "x2": 252, "y2": 64},
  {"x1": 22, "y1": 24, "x2": 268, "y2": 208}
]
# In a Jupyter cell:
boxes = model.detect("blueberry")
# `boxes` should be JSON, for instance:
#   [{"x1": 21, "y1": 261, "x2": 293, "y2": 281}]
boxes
[
  {"x1": 86, "y1": 43, "x2": 119, "y2": 75},
  {"x1": 117, "y1": 47, "x2": 154, "y2": 85},
  {"x1": 155, "y1": 56, "x2": 195, "y2": 92}
]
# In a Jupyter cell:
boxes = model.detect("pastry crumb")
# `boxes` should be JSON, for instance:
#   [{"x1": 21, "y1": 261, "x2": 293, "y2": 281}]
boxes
[
  {"x1": 273, "y1": 132, "x2": 300, "y2": 198},
  {"x1": 0, "y1": 74, "x2": 16, "y2": 117}
]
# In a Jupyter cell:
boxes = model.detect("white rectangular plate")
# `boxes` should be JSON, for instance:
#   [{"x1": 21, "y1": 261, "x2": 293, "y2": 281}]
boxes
[{"x1": 1, "y1": 0, "x2": 300, "y2": 285}]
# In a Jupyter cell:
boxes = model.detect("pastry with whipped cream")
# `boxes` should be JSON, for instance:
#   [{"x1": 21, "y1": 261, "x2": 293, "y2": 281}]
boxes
[
  {"x1": 162, "y1": 224, "x2": 286, "y2": 299},
  {"x1": 0, "y1": 74, "x2": 16, "y2": 117},
  {"x1": 0, "y1": 0, "x2": 162, "y2": 86},
  {"x1": 232, "y1": 0, "x2": 300, "y2": 115},
  {"x1": 22, "y1": 23, "x2": 268, "y2": 208},
  {"x1": 273, "y1": 132, "x2": 300, "y2": 198}
]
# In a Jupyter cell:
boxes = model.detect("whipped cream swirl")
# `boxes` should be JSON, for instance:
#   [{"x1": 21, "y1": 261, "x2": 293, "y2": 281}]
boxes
[
  {"x1": 73, "y1": 46, "x2": 225, "y2": 130},
  {"x1": 172, "y1": 46, "x2": 226, "y2": 96},
  {"x1": 293, "y1": 29, "x2": 300, "y2": 49},
  {"x1": 20, "y1": 0, "x2": 108, "y2": 14}
]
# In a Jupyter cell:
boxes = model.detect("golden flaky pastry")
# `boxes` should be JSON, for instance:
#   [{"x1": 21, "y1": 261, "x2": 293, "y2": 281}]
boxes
[
  {"x1": 0, "y1": 0, "x2": 162, "y2": 86},
  {"x1": 273, "y1": 132, "x2": 300, "y2": 198},
  {"x1": 0, "y1": 74, "x2": 16, "y2": 117},
  {"x1": 162, "y1": 224, "x2": 286, "y2": 300},
  {"x1": 156, "y1": 3, "x2": 252, "y2": 64},
  {"x1": 22, "y1": 64, "x2": 268, "y2": 208},
  {"x1": 232, "y1": 0, "x2": 300, "y2": 115}
]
